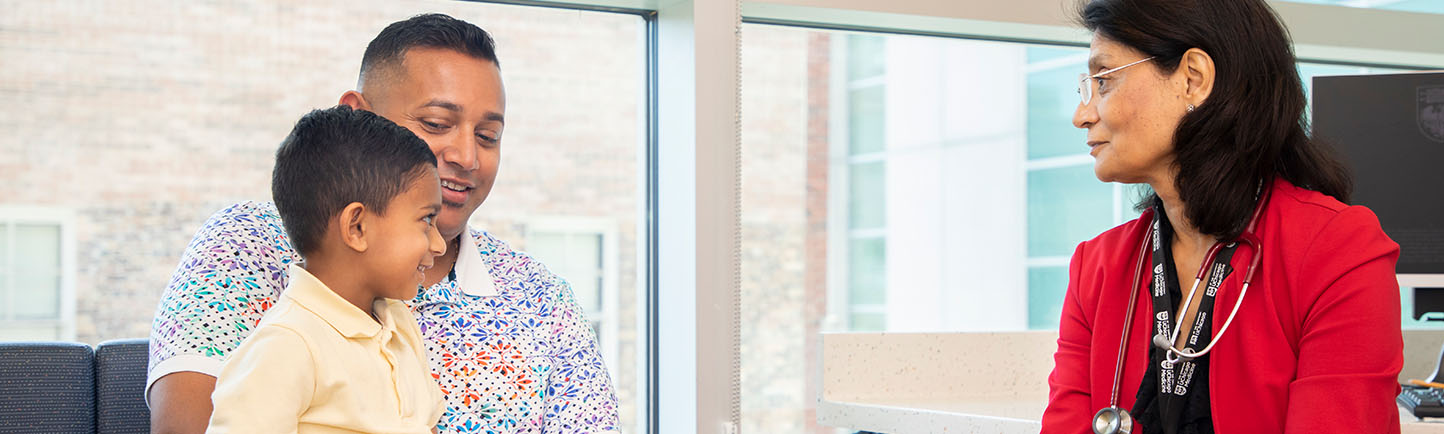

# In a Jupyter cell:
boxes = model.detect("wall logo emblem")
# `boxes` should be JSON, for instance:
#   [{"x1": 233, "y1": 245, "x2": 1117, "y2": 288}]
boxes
[{"x1": 1420, "y1": 86, "x2": 1444, "y2": 143}]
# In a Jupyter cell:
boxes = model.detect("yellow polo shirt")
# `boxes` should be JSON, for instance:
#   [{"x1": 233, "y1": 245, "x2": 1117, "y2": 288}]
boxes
[{"x1": 206, "y1": 265, "x2": 444, "y2": 434}]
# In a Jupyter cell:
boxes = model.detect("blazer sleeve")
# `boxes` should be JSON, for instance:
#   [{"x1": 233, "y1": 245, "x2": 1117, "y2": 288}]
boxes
[
  {"x1": 1042, "y1": 241, "x2": 1095, "y2": 434},
  {"x1": 1284, "y1": 206, "x2": 1403, "y2": 434}
]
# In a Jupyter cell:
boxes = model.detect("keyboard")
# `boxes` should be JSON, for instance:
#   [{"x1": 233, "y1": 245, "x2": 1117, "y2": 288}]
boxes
[{"x1": 1399, "y1": 385, "x2": 1444, "y2": 418}]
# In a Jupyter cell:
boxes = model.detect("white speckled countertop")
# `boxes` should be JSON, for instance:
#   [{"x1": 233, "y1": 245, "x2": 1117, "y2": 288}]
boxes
[{"x1": 819, "y1": 331, "x2": 1444, "y2": 434}]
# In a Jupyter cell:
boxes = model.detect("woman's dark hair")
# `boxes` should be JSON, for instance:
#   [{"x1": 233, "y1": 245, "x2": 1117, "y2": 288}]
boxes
[{"x1": 1079, "y1": 0, "x2": 1353, "y2": 239}]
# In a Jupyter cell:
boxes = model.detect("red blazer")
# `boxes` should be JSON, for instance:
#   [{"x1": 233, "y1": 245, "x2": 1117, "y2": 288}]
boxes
[{"x1": 1041, "y1": 179, "x2": 1403, "y2": 434}]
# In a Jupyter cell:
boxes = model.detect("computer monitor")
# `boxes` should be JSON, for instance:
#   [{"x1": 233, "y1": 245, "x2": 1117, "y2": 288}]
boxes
[{"x1": 1312, "y1": 71, "x2": 1444, "y2": 319}]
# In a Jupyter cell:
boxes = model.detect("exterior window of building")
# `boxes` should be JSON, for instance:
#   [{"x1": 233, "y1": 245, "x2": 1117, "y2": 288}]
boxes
[
  {"x1": 0, "y1": 207, "x2": 74, "y2": 341},
  {"x1": 1278, "y1": 0, "x2": 1444, "y2": 14},
  {"x1": 841, "y1": 34, "x2": 888, "y2": 331}
]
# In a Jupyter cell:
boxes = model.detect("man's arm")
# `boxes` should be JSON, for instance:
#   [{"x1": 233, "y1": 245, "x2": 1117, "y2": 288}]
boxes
[
  {"x1": 541, "y1": 276, "x2": 622, "y2": 433},
  {"x1": 149, "y1": 372, "x2": 216, "y2": 434},
  {"x1": 146, "y1": 201, "x2": 295, "y2": 434}
]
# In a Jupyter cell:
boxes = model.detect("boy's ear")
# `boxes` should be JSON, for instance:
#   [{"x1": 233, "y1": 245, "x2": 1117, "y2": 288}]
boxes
[{"x1": 338, "y1": 202, "x2": 369, "y2": 253}]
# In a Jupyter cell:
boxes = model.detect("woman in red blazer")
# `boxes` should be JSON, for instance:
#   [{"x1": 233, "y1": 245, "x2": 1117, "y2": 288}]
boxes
[{"x1": 1041, "y1": 1, "x2": 1403, "y2": 433}]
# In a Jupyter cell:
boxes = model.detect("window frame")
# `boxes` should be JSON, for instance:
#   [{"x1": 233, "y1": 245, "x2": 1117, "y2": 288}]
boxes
[{"x1": 0, "y1": 205, "x2": 77, "y2": 342}]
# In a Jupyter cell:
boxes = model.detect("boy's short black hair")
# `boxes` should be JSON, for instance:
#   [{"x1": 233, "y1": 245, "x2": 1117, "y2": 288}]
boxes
[
  {"x1": 359, "y1": 13, "x2": 499, "y2": 88},
  {"x1": 271, "y1": 106, "x2": 437, "y2": 256}
]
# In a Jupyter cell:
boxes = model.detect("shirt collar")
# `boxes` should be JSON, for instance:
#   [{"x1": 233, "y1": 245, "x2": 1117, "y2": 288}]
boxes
[
  {"x1": 283, "y1": 264, "x2": 384, "y2": 339},
  {"x1": 454, "y1": 229, "x2": 498, "y2": 297}
]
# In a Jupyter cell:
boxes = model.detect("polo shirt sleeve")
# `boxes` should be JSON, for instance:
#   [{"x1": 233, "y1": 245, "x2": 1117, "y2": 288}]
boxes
[
  {"x1": 146, "y1": 201, "x2": 297, "y2": 406},
  {"x1": 206, "y1": 324, "x2": 316, "y2": 434},
  {"x1": 541, "y1": 272, "x2": 622, "y2": 433}
]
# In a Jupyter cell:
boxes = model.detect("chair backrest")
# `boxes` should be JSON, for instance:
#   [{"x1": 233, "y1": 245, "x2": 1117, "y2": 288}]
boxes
[
  {"x1": 95, "y1": 338, "x2": 150, "y2": 434},
  {"x1": 0, "y1": 341, "x2": 96, "y2": 433}
]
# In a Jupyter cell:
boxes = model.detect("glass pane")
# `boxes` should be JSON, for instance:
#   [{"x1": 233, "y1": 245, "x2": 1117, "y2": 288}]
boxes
[
  {"x1": 11, "y1": 225, "x2": 60, "y2": 320},
  {"x1": 0, "y1": 324, "x2": 60, "y2": 341},
  {"x1": 850, "y1": 311, "x2": 886, "y2": 332},
  {"x1": 3, "y1": 2, "x2": 645, "y2": 432},
  {"x1": 1027, "y1": 46, "x2": 1089, "y2": 159},
  {"x1": 1028, "y1": 165, "x2": 1115, "y2": 257},
  {"x1": 1276, "y1": 0, "x2": 1444, "y2": 14},
  {"x1": 567, "y1": 233, "x2": 604, "y2": 313},
  {"x1": 848, "y1": 85, "x2": 886, "y2": 155},
  {"x1": 848, "y1": 237, "x2": 886, "y2": 306},
  {"x1": 14, "y1": 224, "x2": 60, "y2": 274},
  {"x1": 0, "y1": 224, "x2": 8, "y2": 272},
  {"x1": 849, "y1": 161, "x2": 886, "y2": 230},
  {"x1": 13, "y1": 272, "x2": 60, "y2": 320},
  {"x1": 1028, "y1": 266, "x2": 1069, "y2": 329},
  {"x1": 740, "y1": 19, "x2": 1434, "y2": 434},
  {"x1": 847, "y1": 35, "x2": 885, "y2": 79}
]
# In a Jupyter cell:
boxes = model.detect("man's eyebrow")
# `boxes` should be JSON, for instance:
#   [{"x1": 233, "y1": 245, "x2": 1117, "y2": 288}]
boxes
[
  {"x1": 420, "y1": 99, "x2": 462, "y2": 112},
  {"x1": 423, "y1": 203, "x2": 442, "y2": 214},
  {"x1": 418, "y1": 99, "x2": 504, "y2": 124}
]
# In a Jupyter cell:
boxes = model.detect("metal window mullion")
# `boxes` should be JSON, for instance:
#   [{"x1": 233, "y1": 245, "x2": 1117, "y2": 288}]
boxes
[{"x1": 4, "y1": 221, "x2": 12, "y2": 321}]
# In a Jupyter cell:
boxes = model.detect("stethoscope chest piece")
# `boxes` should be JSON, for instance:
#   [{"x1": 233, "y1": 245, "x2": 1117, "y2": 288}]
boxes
[{"x1": 1093, "y1": 406, "x2": 1133, "y2": 434}]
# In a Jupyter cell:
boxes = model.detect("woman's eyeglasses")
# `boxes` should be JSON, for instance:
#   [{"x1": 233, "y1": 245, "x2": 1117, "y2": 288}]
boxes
[{"x1": 1077, "y1": 56, "x2": 1156, "y2": 105}]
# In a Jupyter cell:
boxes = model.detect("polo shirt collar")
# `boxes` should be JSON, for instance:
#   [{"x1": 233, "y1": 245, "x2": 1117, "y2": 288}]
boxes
[
  {"x1": 284, "y1": 264, "x2": 384, "y2": 339},
  {"x1": 454, "y1": 229, "x2": 498, "y2": 297}
]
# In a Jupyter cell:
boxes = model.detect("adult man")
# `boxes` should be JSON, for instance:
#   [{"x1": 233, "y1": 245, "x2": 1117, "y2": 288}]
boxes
[{"x1": 147, "y1": 14, "x2": 619, "y2": 434}]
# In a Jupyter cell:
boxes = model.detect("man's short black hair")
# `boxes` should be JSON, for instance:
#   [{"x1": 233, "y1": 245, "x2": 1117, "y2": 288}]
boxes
[
  {"x1": 272, "y1": 106, "x2": 437, "y2": 256},
  {"x1": 358, "y1": 13, "x2": 499, "y2": 88}
]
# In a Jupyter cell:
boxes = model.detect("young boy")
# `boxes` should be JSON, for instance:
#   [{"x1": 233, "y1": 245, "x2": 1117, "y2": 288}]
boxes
[{"x1": 205, "y1": 106, "x2": 447, "y2": 433}]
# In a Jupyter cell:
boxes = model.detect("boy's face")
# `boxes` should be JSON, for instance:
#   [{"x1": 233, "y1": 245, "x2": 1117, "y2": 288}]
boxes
[{"x1": 364, "y1": 166, "x2": 447, "y2": 300}]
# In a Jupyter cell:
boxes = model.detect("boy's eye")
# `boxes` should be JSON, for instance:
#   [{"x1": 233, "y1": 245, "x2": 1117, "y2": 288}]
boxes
[{"x1": 422, "y1": 121, "x2": 449, "y2": 131}]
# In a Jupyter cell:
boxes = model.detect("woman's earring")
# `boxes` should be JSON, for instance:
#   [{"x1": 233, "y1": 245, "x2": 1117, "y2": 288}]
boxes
[{"x1": 1186, "y1": 104, "x2": 1196, "y2": 113}]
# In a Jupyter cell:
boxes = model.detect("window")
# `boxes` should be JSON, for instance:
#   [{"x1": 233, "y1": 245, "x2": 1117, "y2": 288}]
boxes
[
  {"x1": 0, "y1": 207, "x2": 74, "y2": 341},
  {"x1": 1278, "y1": 0, "x2": 1444, "y2": 14},
  {"x1": 2, "y1": 2, "x2": 647, "y2": 432},
  {"x1": 740, "y1": 18, "x2": 1440, "y2": 432}
]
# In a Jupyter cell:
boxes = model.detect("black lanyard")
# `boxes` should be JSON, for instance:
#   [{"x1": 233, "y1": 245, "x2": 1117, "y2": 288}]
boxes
[{"x1": 1148, "y1": 211, "x2": 1236, "y2": 400}]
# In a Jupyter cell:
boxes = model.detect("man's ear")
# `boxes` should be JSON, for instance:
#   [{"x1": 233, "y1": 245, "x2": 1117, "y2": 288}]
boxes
[
  {"x1": 1179, "y1": 47, "x2": 1215, "y2": 108},
  {"x1": 338, "y1": 202, "x2": 369, "y2": 253},
  {"x1": 339, "y1": 91, "x2": 372, "y2": 111}
]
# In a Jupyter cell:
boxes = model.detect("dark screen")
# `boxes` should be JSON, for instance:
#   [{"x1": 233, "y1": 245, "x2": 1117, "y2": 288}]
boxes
[{"x1": 1312, "y1": 72, "x2": 1444, "y2": 274}]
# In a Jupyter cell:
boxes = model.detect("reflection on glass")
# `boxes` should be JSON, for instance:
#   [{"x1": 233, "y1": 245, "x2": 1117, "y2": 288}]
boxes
[
  {"x1": 1027, "y1": 166, "x2": 1114, "y2": 258},
  {"x1": 848, "y1": 237, "x2": 887, "y2": 307},
  {"x1": 1028, "y1": 266, "x2": 1069, "y2": 329},
  {"x1": 1276, "y1": 0, "x2": 1444, "y2": 14},
  {"x1": 848, "y1": 162, "x2": 886, "y2": 230}
]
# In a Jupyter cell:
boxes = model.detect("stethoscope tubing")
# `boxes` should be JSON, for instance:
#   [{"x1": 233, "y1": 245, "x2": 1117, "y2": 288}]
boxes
[{"x1": 1110, "y1": 216, "x2": 1155, "y2": 409}]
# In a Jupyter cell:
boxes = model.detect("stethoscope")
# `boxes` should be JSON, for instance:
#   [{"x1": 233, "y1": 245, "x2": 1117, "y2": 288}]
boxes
[{"x1": 1091, "y1": 189, "x2": 1268, "y2": 434}]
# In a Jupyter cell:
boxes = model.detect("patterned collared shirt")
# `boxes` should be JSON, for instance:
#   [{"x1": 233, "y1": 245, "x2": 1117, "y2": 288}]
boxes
[{"x1": 147, "y1": 201, "x2": 620, "y2": 433}]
